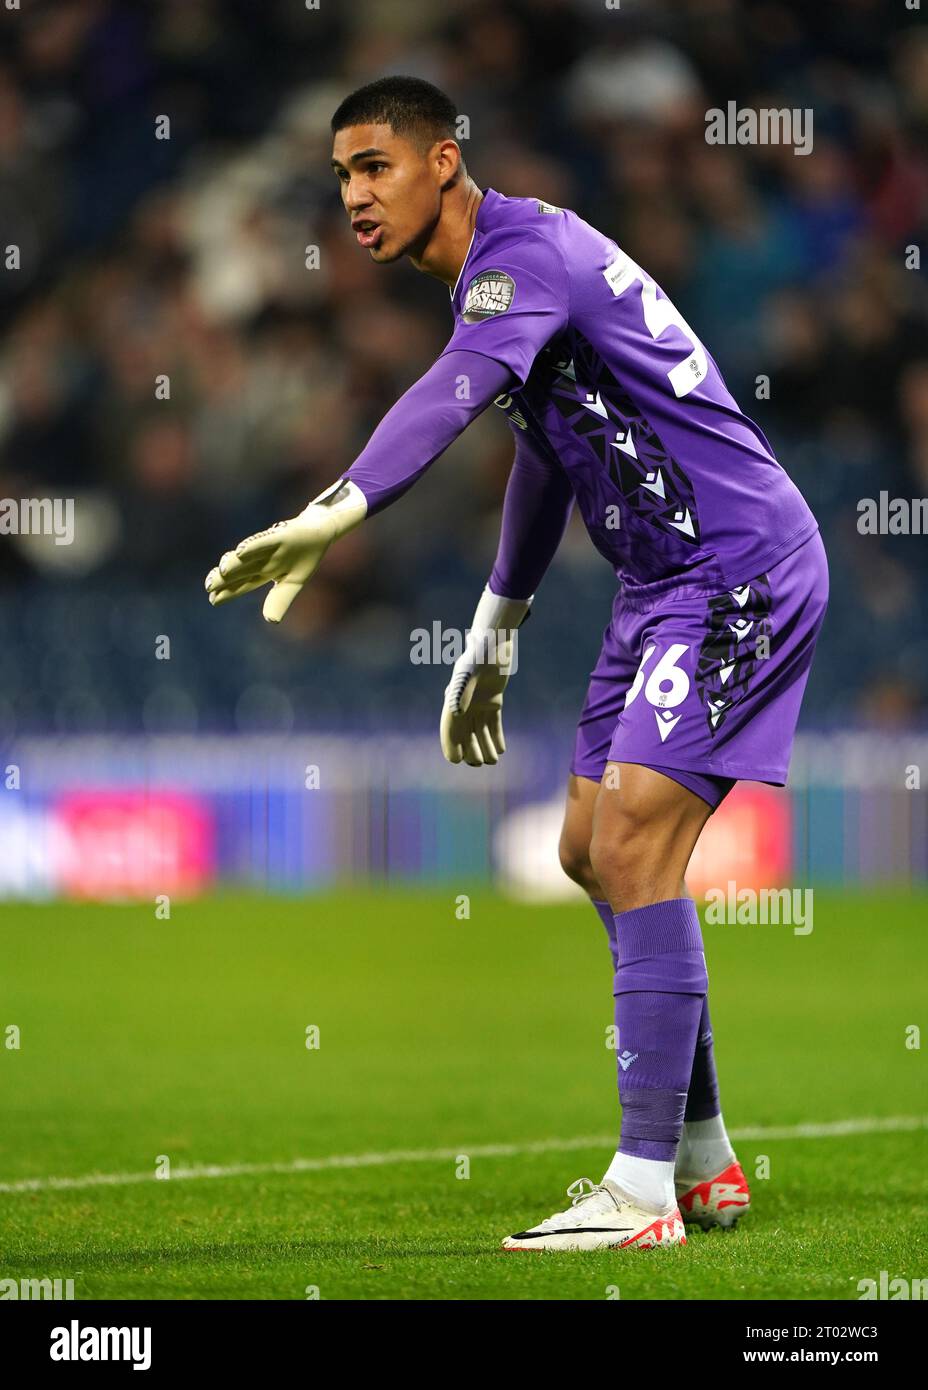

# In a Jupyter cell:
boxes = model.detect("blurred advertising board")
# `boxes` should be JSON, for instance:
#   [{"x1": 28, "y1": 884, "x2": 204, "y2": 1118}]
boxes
[{"x1": 0, "y1": 730, "x2": 924, "y2": 899}]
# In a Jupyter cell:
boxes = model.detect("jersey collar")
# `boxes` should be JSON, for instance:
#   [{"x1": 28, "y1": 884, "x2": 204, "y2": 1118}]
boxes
[{"x1": 449, "y1": 187, "x2": 497, "y2": 305}]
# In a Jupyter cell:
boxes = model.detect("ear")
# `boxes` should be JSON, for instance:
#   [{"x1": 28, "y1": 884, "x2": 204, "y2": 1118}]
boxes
[{"x1": 436, "y1": 138, "x2": 462, "y2": 184}]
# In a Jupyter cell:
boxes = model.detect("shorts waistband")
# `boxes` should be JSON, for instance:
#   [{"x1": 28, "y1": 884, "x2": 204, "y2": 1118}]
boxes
[{"x1": 614, "y1": 527, "x2": 821, "y2": 614}]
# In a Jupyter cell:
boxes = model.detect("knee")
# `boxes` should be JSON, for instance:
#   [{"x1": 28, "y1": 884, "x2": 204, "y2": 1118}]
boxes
[
  {"x1": 588, "y1": 809, "x2": 654, "y2": 897},
  {"x1": 558, "y1": 828, "x2": 600, "y2": 897}
]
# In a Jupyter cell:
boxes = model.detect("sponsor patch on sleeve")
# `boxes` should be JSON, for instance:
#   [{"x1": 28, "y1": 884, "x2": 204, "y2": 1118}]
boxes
[{"x1": 462, "y1": 269, "x2": 516, "y2": 323}]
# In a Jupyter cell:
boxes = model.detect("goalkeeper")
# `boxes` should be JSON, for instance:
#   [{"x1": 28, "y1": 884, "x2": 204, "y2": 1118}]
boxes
[{"x1": 206, "y1": 74, "x2": 828, "y2": 1254}]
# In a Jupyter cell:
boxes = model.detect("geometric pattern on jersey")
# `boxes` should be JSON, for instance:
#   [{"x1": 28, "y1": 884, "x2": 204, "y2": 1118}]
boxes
[
  {"x1": 694, "y1": 576, "x2": 773, "y2": 736},
  {"x1": 540, "y1": 330, "x2": 701, "y2": 548}
]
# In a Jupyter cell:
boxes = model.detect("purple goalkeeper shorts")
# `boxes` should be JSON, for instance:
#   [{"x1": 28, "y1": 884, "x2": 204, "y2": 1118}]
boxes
[{"x1": 570, "y1": 529, "x2": 829, "y2": 810}]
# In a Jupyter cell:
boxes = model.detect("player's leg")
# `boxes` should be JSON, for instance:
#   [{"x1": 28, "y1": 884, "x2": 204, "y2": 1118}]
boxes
[
  {"x1": 558, "y1": 632, "x2": 744, "y2": 1220},
  {"x1": 675, "y1": 995, "x2": 746, "y2": 1230},
  {"x1": 506, "y1": 539, "x2": 827, "y2": 1250},
  {"x1": 503, "y1": 767, "x2": 708, "y2": 1251},
  {"x1": 590, "y1": 761, "x2": 711, "y2": 911},
  {"x1": 586, "y1": 762, "x2": 717, "y2": 1218},
  {"x1": 558, "y1": 764, "x2": 740, "y2": 1212},
  {"x1": 592, "y1": 532, "x2": 828, "y2": 1233}
]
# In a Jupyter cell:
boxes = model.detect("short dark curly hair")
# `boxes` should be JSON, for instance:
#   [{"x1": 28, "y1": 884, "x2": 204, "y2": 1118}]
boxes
[{"x1": 331, "y1": 75, "x2": 465, "y2": 167}]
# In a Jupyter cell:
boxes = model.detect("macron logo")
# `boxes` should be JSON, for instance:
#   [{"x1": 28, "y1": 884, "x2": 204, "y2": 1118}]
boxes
[
  {"x1": 617, "y1": 1050, "x2": 639, "y2": 1071},
  {"x1": 50, "y1": 1321, "x2": 151, "y2": 1371}
]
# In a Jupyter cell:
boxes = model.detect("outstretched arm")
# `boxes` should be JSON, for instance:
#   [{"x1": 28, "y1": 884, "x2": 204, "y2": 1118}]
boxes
[
  {"x1": 205, "y1": 349, "x2": 514, "y2": 622},
  {"x1": 206, "y1": 221, "x2": 570, "y2": 625},
  {"x1": 344, "y1": 349, "x2": 516, "y2": 512}
]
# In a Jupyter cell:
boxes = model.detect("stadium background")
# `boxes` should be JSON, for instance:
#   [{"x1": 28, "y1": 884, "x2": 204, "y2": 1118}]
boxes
[{"x1": 1, "y1": 0, "x2": 927, "y2": 899}]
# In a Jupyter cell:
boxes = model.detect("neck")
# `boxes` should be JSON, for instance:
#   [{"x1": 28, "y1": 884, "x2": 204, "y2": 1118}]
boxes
[{"x1": 409, "y1": 179, "x2": 484, "y2": 288}]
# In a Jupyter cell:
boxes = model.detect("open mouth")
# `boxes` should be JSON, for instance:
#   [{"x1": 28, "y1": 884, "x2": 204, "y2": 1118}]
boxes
[{"x1": 355, "y1": 222, "x2": 383, "y2": 248}]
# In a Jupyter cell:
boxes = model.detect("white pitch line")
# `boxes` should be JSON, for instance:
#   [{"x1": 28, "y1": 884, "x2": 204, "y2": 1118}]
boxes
[{"x1": 1, "y1": 1115, "x2": 925, "y2": 1196}]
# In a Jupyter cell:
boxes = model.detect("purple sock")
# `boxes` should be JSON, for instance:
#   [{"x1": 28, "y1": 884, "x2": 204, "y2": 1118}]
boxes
[
  {"x1": 591, "y1": 898, "x2": 618, "y2": 970},
  {"x1": 684, "y1": 996, "x2": 721, "y2": 1122},
  {"x1": 612, "y1": 898, "x2": 707, "y2": 1163}
]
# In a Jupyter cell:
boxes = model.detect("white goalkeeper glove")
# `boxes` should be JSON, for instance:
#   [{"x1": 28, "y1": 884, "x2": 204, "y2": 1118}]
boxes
[
  {"x1": 204, "y1": 479, "x2": 367, "y2": 624},
  {"x1": 440, "y1": 585, "x2": 533, "y2": 767}
]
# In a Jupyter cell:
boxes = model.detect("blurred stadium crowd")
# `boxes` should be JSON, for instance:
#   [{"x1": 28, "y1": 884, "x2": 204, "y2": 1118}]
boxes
[{"x1": 1, "y1": 0, "x2": 927, "y2": 735}]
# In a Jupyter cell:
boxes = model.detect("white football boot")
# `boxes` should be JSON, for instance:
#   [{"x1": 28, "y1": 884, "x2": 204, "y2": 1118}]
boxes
[{"x1": 502, "y1": 1177, "x2": 686, "y2": 1252}]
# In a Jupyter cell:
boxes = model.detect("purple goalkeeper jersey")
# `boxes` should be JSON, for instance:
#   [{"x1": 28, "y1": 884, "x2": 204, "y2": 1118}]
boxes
[{"x1": 442, "y1": 187, "x2": 817, "y2": 590}]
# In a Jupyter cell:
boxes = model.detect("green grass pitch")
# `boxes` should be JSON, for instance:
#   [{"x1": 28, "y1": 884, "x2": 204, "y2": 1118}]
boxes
[{"x1": 1, "y1": 888, "x2": 926, "y2": 1300}]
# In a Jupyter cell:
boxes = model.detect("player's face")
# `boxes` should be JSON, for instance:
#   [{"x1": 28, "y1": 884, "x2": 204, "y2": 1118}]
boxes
[{"x1": 331, "y1": 124, "x2": 441, "y2": 263}]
